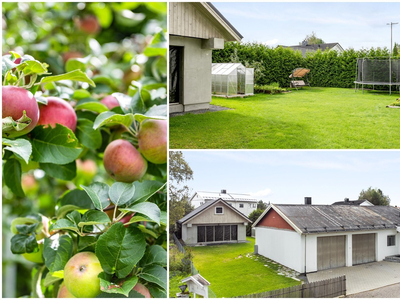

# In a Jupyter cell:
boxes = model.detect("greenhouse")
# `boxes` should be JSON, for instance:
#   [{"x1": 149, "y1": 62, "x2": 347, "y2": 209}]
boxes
[{"x1": 211, "y1": 63, "x2": 254, "y2": 97}]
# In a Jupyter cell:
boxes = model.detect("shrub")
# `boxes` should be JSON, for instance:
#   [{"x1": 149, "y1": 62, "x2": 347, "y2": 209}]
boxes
[
  {"x1": 254, "y1": 82, "x2": 286, "y2": 94},
  {"x1": 169, "y1": 246, "x2": 194, "y2": 275}
]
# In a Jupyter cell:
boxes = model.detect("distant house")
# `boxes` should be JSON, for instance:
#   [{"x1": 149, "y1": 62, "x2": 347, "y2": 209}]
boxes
[
  {"x1": 189, "y1": 189, "x2": 258, "y2": 217},
  {"x1": 176, "y1": 198, "x2": 251, "y2": 246},
  {"x1": 332, "y1": 198, "x2": 374, "y2": 206},
  {"x1": 169, "y1": 2, "x2": 243, "y2": 113},
  {"x1": 282, "y1": 41, "x2": 344, "y2": 57},
  {"x1": 253, "y1": 198, "x2": 400, "y2": 274}
]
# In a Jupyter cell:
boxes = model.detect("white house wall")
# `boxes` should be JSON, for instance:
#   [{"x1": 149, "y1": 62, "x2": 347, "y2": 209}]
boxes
[
  {"x1": 255, "y1": 227, "x2": 303, "y2": 273},
  {"x1": 191, "y1": 196, "x2": 256, "y2": 217}
]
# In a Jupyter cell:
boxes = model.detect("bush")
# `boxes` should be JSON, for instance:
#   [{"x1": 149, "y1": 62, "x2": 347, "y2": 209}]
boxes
[
  {"x1": 254, "y1": 82, "x2": 286, "y2": 94},
  {"x1": 169, "y1": 245, "x2": 194, "y2": 275},
  {"x1": 389, "y1": 98, "x2": 400, "y2": 106}
]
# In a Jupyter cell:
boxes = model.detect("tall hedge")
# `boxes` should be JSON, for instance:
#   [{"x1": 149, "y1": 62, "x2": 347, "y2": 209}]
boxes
[{"x1": 212, "y1": 42, "x2": 392, "y2": 88}]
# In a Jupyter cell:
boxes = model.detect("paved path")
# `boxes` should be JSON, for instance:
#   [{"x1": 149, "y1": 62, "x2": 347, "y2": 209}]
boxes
[
  {"x1": 346, "y1": 282, "x2": 400, "y2": 298},
  {"x1": 307, "y1": 261, "x2": 400, "y2": 295}
]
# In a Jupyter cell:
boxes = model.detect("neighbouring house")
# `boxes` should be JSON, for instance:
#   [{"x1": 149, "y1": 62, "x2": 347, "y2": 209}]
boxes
[
  {"x1": 332, "y1": 198, "x2": 374, "y2": 206},
  {"x1": 189, "y1": 189, "x2": 258, "y2": 217},
  {"x1": 169, "y1": 2, "x2": 243, "y2": 113},
  {"x1": 282, "y1": 41, "x2": 344, "y2": 57},
  {"x1": 253, "y1": 197, "x2": 400, "y2": 274},
  {"x1": 176, "y1": 198, "x2": 251, "y2": 246}
]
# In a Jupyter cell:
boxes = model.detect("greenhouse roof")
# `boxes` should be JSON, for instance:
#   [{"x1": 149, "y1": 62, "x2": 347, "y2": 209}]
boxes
[{"x1": 212, "y1": 63, "x2": 245, "y2": 75}]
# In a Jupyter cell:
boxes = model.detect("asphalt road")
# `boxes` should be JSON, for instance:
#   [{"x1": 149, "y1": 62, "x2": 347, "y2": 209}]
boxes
[{"x1": 346, "y1": 282, "x2": 400, "y2": 298}]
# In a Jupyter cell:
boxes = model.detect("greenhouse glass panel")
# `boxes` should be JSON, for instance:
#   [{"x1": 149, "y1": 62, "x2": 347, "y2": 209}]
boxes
[
  {"x1": 245, "y1": 68, "x2": 254, "y2": 94},
  {"x1": 211, "y1": 63, "x2": 254, "y2": 96}
]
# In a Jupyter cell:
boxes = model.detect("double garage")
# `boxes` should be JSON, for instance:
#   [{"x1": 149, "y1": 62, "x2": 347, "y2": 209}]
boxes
[{"x1": 317, "y1": 233, "x2": 376, "y2": 270}]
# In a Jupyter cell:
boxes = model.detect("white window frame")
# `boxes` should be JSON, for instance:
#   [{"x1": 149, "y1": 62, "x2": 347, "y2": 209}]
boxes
[
  {"x1": 215, "y1": 206, "x2": 224, "y2": 214},
  {"x1": 239, "y1": 203, "x2": 244, "y2": 208},
  {"x1": 387, "y1": 235, "x2": 396, "y2": 246}
]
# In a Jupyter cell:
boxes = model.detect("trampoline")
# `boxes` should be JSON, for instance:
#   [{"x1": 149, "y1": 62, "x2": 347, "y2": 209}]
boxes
[{"x1": 354, "y1": 58, "x2": 400, "y2": 95}]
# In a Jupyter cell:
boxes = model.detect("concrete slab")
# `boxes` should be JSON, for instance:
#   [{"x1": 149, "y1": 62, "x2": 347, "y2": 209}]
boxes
[{"x1": 307, "y1": 261, "x2": 400, "y2": 295}]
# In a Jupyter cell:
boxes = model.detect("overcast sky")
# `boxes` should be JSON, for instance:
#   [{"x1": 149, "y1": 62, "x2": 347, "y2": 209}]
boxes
[
  {"x1": 176, "y1": 150, "x2": 400, "y2": 207},
  {"x1": 212, "y1": 2, "x2": 400, "y2": 50}
]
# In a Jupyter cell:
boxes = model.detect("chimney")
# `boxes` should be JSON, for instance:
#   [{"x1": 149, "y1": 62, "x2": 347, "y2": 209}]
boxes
[
  {"x1": 344, "y1": 198, "x2": 349, "y2": 202},
  {"x1": 221, "y1": 189, "x2": 227, "y2": 194},
  {"x1": 304, "y1": 197, "x2": 312, "y2": 205}
]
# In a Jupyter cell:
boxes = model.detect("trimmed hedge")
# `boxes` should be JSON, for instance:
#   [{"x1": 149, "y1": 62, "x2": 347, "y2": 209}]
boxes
[{"x1": 213, "y1": 42, "x2": 392, "y2": 88}]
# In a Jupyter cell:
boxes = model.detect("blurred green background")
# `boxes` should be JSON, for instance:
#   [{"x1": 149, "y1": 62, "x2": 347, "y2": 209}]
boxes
[{"x1": 2, "y1": 2, "x2": 167, "y2": 297}]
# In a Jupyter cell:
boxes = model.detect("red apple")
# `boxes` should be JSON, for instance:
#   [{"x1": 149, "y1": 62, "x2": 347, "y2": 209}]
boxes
[
  {"x1": 103, "y1": 139, "x2": 147, "y2": 182},
  {"x1": 2, "y1": 86, "x2": 39, "y2": 138},
  {"x1": 37, "y1": 97, "x2": 77, "y2": 131},
  {"x1": 133, "y1": 283, "x2": 151, "y2": 298},
  {"x1": 57, "y1": 282, "x2": 75, "y2": 298},
  {"x1": 79, "y1": 15, "x2": 100, "y2": 34},
  {"x1": 100, "y1": 95, "x2": 119, "y2": 110},
  {"x1": 62, "y1": 51, "x2": 83, "y2": 63},
  {"x1": 138, "y1": 120, "x2": 167, "y2": 164}
]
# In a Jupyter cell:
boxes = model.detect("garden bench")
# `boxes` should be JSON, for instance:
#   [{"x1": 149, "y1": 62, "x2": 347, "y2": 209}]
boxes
[{"x1": 289, "y1": 68, "x2": 311, "y2": 90}]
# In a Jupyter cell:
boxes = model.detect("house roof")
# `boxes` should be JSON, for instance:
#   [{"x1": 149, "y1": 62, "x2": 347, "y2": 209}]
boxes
[
  {"x1": 178, "y1": 198, "x2": 252, "y2": 224},
  {"x1": 181, "y1": 274, "x2": 211, "y2": 287},
  {"x1": 282, "y1": 42, "x2": 343, "y2": 57},
  {"x1": 191, "y1": 191, "x2": 258, "y2": 203},
  {"x1": 332, "y1": 199, "x2": 373, "y2": 206},
  {"x1": 253, "y1": 204, "x2": 400, "y2": 234},
  {"x1": 206, "y1": 3, "x2": 243, "y2": 40}
]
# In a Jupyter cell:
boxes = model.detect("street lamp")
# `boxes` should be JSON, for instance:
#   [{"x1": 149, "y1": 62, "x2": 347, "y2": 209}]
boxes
[
  {"x1": 386, "y1": 22, "x2": 398, "y2": 95},
  {"x1": 386, "y1": 22, "x2": 398, "y2": 57}
]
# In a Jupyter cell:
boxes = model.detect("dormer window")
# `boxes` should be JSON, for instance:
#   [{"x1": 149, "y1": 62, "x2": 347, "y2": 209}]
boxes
[{"x1": 215, "y1": 207, "x2": 223, "y2": 214}]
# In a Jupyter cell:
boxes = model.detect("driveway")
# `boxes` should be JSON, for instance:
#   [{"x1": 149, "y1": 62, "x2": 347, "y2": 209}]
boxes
[
  {"x1": 306, "y1": 261, "x2": 400, "y2": 295},
  {"x1": 346, "y1": 282, "x2": 400, "y2": 298}
]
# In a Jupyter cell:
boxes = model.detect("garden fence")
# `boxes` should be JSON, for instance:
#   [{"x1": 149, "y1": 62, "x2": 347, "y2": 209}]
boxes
[{"x1": 236, "y1": 275, "x2": 346, "y2": 298}]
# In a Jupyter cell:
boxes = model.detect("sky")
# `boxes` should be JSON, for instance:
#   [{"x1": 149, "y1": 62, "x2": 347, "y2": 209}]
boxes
[
  {"x1": 174, "y1": 150, "x2": 400, "y2": 207},
  {"x1": 212, "y1": 2, "x2": 400, "y2": 50}
]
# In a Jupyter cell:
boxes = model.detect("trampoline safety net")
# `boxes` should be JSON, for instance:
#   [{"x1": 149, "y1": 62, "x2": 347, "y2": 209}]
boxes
[{"x1": 354, "y1": 58, "x2": 400, "y2": 94}]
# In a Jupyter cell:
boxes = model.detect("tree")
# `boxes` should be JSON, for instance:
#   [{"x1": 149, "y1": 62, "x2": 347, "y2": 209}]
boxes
[
  {"x1": 246, "y1": 209, "x2": 264, "y2": 236},
  {"x1": 169, "y1": 151, "x2": 194, "y2": 233},
  {"x1": 358, "y1": 187, "x2": 390, "y2": 206},
  {"x1": 257, "y1": 200, "x2": 269, "y2": 210},
  {"x1": 393, "y1": 42, "x2": 399, "y2": 57},
  {"x1": 300, "y1": 31, "x2": 325, "y2": 45}
]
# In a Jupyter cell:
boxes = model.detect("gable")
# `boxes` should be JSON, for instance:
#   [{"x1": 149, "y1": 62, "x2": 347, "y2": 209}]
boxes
[
  {"x1": 256, "y1": 209, "x2": 295, "y2": 231},
  {"x1": 169, "y1": 2, "x2": 241, "y2": 41},
  {"x1": 187, "y1": 201, "x2": 249, "y2": 225}
]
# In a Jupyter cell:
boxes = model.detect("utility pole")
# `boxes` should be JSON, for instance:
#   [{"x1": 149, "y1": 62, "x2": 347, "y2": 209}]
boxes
[
  {"x1": 386, "y1": 22, "x2": 398, "y2": 95},
  {"x1": 387, "y1": 22, "x2": 398, "y2": 57}
]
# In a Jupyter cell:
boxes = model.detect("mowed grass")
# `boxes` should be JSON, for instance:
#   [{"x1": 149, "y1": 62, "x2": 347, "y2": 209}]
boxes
[
  {"x1": 169, "y1": 88, "x2": 400, "y2": 149},
  {"x1": 189, "y1": 237, "x2": 300, "y2": 298}
]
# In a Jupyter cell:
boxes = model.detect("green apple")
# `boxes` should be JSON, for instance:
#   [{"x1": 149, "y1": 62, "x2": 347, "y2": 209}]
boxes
[
  {"x1": 57, "y1": 282, "x2": 76, "y2": 298},
  {"x1": 22, "y1": 243, "x2": 44, "y2": 264},
  {"x1": 64, "y1": 252, "x2": 103, "y2": 298}
]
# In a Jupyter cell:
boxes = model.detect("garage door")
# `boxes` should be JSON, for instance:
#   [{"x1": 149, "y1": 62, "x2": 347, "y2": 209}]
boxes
[
  {"x1": 352, "y1": 233, "x2": 375, "y2": 265},
  {"x1": 317, "y1": 236, "x2": 346, "y2": 270}
]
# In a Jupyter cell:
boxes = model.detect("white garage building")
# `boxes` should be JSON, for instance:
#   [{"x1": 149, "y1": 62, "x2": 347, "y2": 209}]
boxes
[{"x1": 253, "y1": 202, "x2": 400, "y2": 274}]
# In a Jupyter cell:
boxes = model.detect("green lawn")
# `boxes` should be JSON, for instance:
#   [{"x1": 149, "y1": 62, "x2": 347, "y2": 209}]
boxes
[
  {"x1": 169, "y1": 88, "x2": 400, "y2": 149},
  {"x1": 188, "y1": 237, "x2": 300, "y2": 298}
]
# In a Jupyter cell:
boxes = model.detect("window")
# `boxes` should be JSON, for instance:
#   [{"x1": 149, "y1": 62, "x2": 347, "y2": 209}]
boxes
[
  {"x1": 253, "y1": 203, "x2": 257, "y2": 208},
  {"x1": 388, "y1": 235, "x2": 396, "y2": 246},
  {"x1": 239, "y1": 204, "x2": 244, "y2": 208},
  {"x1": 215, "y1": 207, "x2": 223, "y2": 214},
  {"x1": 197, "y1": 225, "x2": 238, "y2": 243}
]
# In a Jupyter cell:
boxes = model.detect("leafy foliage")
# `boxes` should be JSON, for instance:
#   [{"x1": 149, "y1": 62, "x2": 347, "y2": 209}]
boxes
[
  {"x1": 2, "y1": 2, "x2": 167, "y2": 298},
  {"x1": 358, "y1": 187, "x2": 391, "y2": 206}
]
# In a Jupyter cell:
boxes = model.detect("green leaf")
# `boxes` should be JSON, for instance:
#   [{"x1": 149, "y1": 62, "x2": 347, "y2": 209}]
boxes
[
  {"x1": 139, "y1": 265, "x2": 167, "y2": 290},
  {"x1": 75, "y1": 101, "x2": 109, "y2": 114},
  {"x1": 78, "y1": 236, "x2": 98, "y2": 252},
  {"x1": 130, "y1": 90, "x2": 146, "y2": 114},
  {"x1": 99, "y1": 273, "x2": 138, "y2": 297},
  {"x1": 93, "y1": 111, "x2": 135, "y2": 130},
  {"x1": 143, "y1": 31, "x2": 167, "y2": 57},
  {"x1": 49, "y1": 219, "x2": 80, "y2": 234},
  {"x1": 81, "y1": 182, "x2": 110, "y2": 211},
  {"x1": 40, "y1": 69, "x2": 95, "y2": 87},
  {"x1": 72, "y1": 89, "x2": 92, "y2": 99},
  {"x1": 76, "y1": 119, "x2": 102, "y2": 149},
  {"x1": 2, "y1": 138, "x2": 32, "y2": 164},
  {"x1": 60, "y1": 189, "x2": 94, "y2": 209},
  {"x1": 3, "y1": 158, "x2": 25, "y2": 197},
  {"x1": 95, "y1": 223, "x2": 146, "y2": 278},
  {"x1": 43, "y1": 272, "x2": 63, "y2": 287},
  {"x1": 43, "y1": 235, "x2": 73, "y2": 272},
  {"x1": 30, "y1": 124, "x2": 83, "y2": 164},
  {"x1": 11, "y1": 216, "x2": 41, "y2": 234},
  {"x1": 147, "y1": 284, "x2": 167, "y2": 298},
  {"x1": 17, "y1": 59, "x2": 48, "y2": 75},
  {"x1": 123, "y1": 215, "x2": 152, "y2": 226},
  {"x1": 10, "y1": 234, "x2": 38, "y2": 254},
  {"x1": 145, "y1": 104, "x2": 167, "y2": 118},
  {"x1": 120, "y1": 202, "x2": 160, "y2": 225},
  {"x1": 112, "y1": 93, "x2": 134, "y2": 114},
  {"x1": 15, "y1": 223, "x2": 39, "y2": 235},
  {"x1": 160, "y1": 211, "x2": 167, "y2": 226},
  {"x1": 39, "y1": 161, "x2": 76, "y2": 181},
  {"x1": 66, "y1": 210, "x2": 82, "y2": 226},
  {"x1": 125, "y1": 181, "x2": 166, "y2": 206},
  {"x1": 140, "y1": 245, "x2": 167, "y2": 267},
  {"x1": 78, "y1": 210, "x2": 110, "y2": 227},
  {"x1": 65, "y1": 58, "x2": 86, "y2": 73},
  {"x1": 109, "y1": 182, "x2": 135, "y2": 207},
  {"x1": 2, "y1": 110, "x2": 32, "y2": 136},
  {"x1": 56, "y1": 205, "x2": 86, "y2": 219}
]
